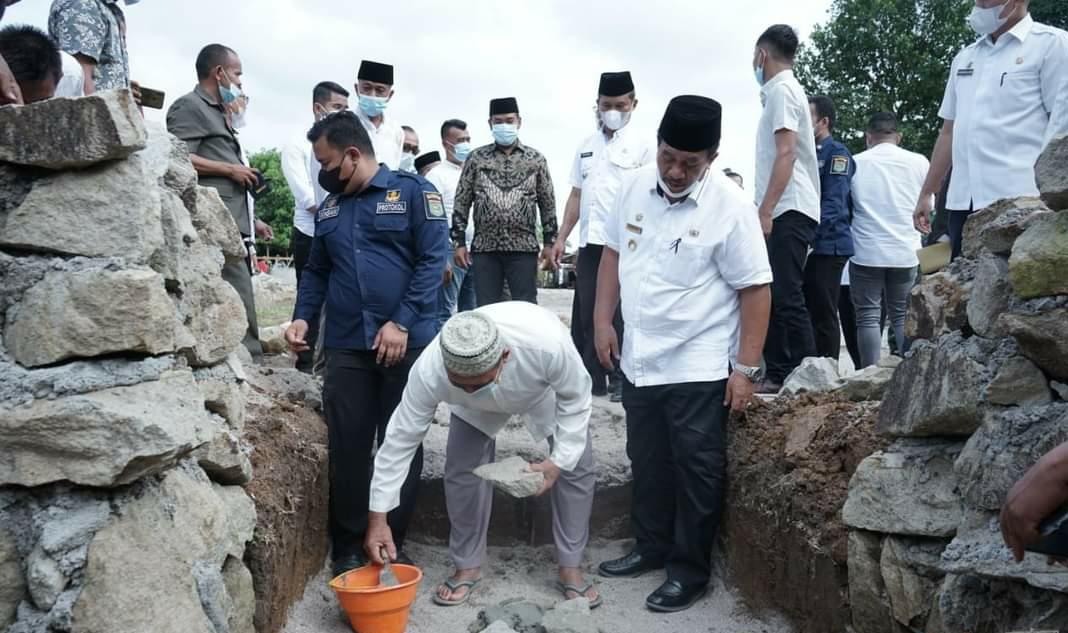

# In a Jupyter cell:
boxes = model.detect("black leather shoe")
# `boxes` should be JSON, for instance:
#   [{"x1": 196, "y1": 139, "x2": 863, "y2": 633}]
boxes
[
  {"x1": 598, "y1": 551, "x2": 664, "y2": 578},
  {"x1": 331, "y1": 554, "x2": 367, "y2": 578},
  {"x1": 645, "y1": 580, "x2": 708, "y2": 613}
]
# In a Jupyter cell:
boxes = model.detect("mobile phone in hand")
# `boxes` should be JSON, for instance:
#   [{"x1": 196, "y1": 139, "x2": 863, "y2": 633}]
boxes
[
  {"x1": 249, "y1": 171, "x2": 272, "y2": 200},
  {"x1": 139, "y1": 86, "x2": 165, "y2": 110},
  {"x1": 1026, "y1": 506, "x2": 1068, "y2": 558}
]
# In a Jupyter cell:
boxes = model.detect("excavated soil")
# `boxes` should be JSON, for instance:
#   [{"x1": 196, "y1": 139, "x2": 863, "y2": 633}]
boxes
[
  {"x1": 724, "y1": 393, "x2": 888, "y2": 633},
  {"x1": 242, "y1": 369, "x2": 330, "y2": 633}
]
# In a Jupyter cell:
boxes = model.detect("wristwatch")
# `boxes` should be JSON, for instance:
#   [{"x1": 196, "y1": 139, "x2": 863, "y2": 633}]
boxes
[
  {"x1": 733, "y1": 362, "x2": 762, "y2": 382},
  {"x1": 393, "y1": 322, "x2": 409, "y2": 333}
]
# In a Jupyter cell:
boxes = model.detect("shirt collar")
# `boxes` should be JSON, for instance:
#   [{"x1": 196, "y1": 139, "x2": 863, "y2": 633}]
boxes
[
  {"x1": 366, "y1": 165, "x2": 392, "y2": 190},
  {"x1": 194, "y1": 84, "x2": 222, "y2": 108},
  {"x1": 494, "y1": 140, "x2": 526, "y2": 155},
  {"x1": 760, "y1": 68, "x2": 795, "y2": 97},
  {"x1": 980, "y1": 13, "x2": 1034, "y2": 46},
  {"x1": 816, "y1": 134, "x2": 835, "y2": 150},
  {"x1": 357, "y1": 108, "x2": 388, "y2": 129},
  {"x1": 650, "y1": 169, "x2": 711, "y2": 206}
]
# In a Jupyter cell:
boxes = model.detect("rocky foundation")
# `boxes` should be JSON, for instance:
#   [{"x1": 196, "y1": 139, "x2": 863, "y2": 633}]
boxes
[{"x1": 0, "y1": 91, "x2": 258, "y2": 633}]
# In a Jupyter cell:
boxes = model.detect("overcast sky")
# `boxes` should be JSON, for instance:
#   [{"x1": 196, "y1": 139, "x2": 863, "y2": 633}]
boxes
[{"x1": 10, "y1": 0, "x2": 834, "y2": 237}]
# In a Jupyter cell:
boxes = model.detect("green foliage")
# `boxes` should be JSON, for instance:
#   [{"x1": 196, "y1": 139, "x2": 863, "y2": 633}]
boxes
[
  {"x1": 248, "y1": 148, "x2": 294, "y2": 256},
  {"x1": 795, "y1": 0, "x2": 974, "y2": 158},
  {"x1": 1031, "y1": 0, "x2": 1068, "y2": 30}
]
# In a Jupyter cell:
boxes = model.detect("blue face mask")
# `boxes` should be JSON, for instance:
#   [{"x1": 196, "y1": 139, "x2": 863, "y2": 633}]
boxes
[
  {"x1": 753, "y1": 48, "x2": 767, "y2": 87},
  {"x1": 451, "y1": 141, "x2": 472, "y2": 162},
  {"x1": 491, "y1": 124, "x2": 518, "y2": 146},
  {"x1": 219, "y1": 72, "x2": 242, "y2": 105},
  {"x1": 359, "y1": 94, "x2": 389, "y2": 118}
]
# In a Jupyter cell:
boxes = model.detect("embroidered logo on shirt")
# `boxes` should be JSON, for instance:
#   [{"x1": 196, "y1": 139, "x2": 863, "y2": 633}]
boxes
[
  {"x1": 317, "y1": 205, "x2": 339, "y2": 222},
  {"x1": 688, "y1": 229, "x2": 700, "y2": 238},
  {"x1": 424, "y1": 191, "x2": 446, "y2": 220},
  {"x1": 831, "y1": 156, "x2": 849, "y2": 175},
  {"x1": 627, "y1": 239, "x2": 638, "y2": 251},
  {"x1": 376, "y1": 202, "x2": 407, "y2": 214},
  {"x1": 385, "y1": 189, "x2": 402, "y2": 202}
]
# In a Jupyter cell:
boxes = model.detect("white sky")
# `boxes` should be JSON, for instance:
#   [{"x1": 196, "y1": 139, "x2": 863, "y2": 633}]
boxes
[{"x1": 10, "y1": 0, "x2": 835, "y2": 240}]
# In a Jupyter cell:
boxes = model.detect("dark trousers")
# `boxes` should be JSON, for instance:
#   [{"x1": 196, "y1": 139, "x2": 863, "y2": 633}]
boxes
[
  {"x1": 764, "y1": 211, "x2": 818, "y2": 383},
  {"x1": 323, "y1": 348, "x2": 424, "y2": 560},
  {"x1": 291, "y1": 230, "x2": 320, "y2": 372},
  {"x1": 473, "y1": 251, "x2": 538, "y2": 306},
  {"x1": 839, "y1": 285, "x2": 861, "y2": 369},
  {"x1": 803, "y1": 254, "x2": 848, "y2": 361},
  {"x1": 571, "y1": 245, "x2": 623, "y2": 392},
  {"x1": 623, "y1": 379, "x2": 729, "y2": 587},
  {"x1": 948, "y1": 207, "x2": 973, "y2": 261},
  {"x1": 221, "y1": 252, "x2": 263, "y2": 358}
]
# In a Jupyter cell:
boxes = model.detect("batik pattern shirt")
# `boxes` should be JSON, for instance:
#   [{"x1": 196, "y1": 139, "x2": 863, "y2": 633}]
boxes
[{"x1": 49, "y1": 0, "x2": 130, "y2": 91}]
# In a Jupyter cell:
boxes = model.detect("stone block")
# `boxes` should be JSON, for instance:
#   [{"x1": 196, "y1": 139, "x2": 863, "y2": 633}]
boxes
[
  {"x1": 937, "y1": 573, "x2": 1068, "y2": 633},
  {"x1": 905, "y1": 269, "x2": 971, "y2": 341},
  {"x1": 1008, "y1": 210, "x2": 1068, "y2": 298},
  {"x1": 877, "y1": 336, "x2": 990, "y2": 438},
  {"x1": 967, "y1": 253, "x2": 1012, "y2": 338},
  {"x1": 0, "y1": 89, "x2": 145, "y2": 168},
  {"x1": 474, "y1": 456, "x2": 544, "y2": 499},
  {"x1": 955, "y1": 404, "x2": 1068, "y2": 511},
  {"x1": 0, "y1": 370, "x2": 217, "y2": 487},
  {"x1": 222, "y1": 556, "x2": 255, "y2": 633},
  {"x1": 1004, "y1": 308, "x2": 1068, "y2": 381},
  {"x1": 0, "y1": 527, "x2": 24, "y2": 629},
  {"x1": 189, "y1": 186, "x2": 246, "y2": 262},
  {"x1": 174, "y1": 246, "x2": 247, "y2": 367},
  {"x1": 848, "y1": 530, "x2": 897, "y2": 633},
  {"x1": 258, "y1": 323, "x2": 289, "y2": 355},
  {"x1": 940, "y1": 512, "x2": 1068, "y2": 593},
  {"x1": 194, "y1": 430, "x2": 252, "y2": 485},
  {"x1": 963, "y1": 197, "x2": 1051, "y2": 259},
  {"x1": 483, "y1": 622, "x2": 520, "y2": 633},
  {"x1": 150, "y1": 189, "x2": 200, "y2": 284},
  {"x1": 837, "y1": 356, "x2": 901, "y2": 402},
  {"x1": 880, "y1": 537, "x2": 946, "y2": 628},
  {"x1": 5, "y1": 269, "x2": 177, "y2": 368},
  {"x1": 1036, "y1": 135, "x2": 1068, "y2": 210},
  {"x1": 781, "y1": 356, "x2": 844, "y2": 395},
  {"x1": 541, "y1": 598, "x2": 595, "y2": 633},
  {"x1": 843, "y1": 439, "x2": 964, "y2": 537},
  {"x1": 985, "y1": 355, "x2": 1051, "y2": 407},
  {"x1": 470, "y1": 600, "x2": 545, "y2": 633},
  {"x1": 0, "y1": 153, "x2": 163, "y2": 261},
  {"x1": 193, "y1": 361, "x2": 247, "y2": 430}
]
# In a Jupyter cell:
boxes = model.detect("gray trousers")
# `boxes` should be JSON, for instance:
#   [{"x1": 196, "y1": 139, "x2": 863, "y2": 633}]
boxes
[
  {"x1": 850, "y1": 262, "x2": 916, "y2": 368},
  {"x1": 221, "y1": 257, "x2": 263, "y2": 358},
  {"x1": 445, "y1": 414, "x2": 596, "y2": 569}
]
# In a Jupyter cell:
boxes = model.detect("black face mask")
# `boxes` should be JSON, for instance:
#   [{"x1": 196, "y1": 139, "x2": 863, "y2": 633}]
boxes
[{"x1": 318, "y1": 152, "x2": 355, "y2": 194}]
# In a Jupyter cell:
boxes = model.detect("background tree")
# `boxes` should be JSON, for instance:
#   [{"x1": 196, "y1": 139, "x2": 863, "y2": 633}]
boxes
[
  {"x1": 1031, "y1": 0, "x2": 1068, "y2": 30},
  {"x1": 796, "y1": 0, "x2": 973, "y2": 158},
  {"x1": 249, "y1": 148, "x2": 294, "y2": 257}
]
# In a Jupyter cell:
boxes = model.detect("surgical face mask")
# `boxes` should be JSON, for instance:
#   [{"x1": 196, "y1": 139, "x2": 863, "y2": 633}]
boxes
[
  {"x1": 657, "y1": 168, "x2": 706, "y2": 200},
  {"x1": 491, "y1": 123, "x2": 518, "y2": 146},
  {"x1": 399, "y1": 152, "x2": 416, "y2": 173},
  {"x1": 968, "y1": 2, "x2": 1011, "y2": 36},
  {"x1": 318, "y1": 152, "x2": 356, "y2": 194},
  {"x1": 753, "y1": 49, "x2": 767, "y2": 86},
  {"x1": 231, "y1": 109, "x2": 247, "y2": 129},
  {"x1": 601, "y1": 110, "x2": 630, "y2": 131},
  {"x1": 450, "y1": 141, "x2": 472, "y2": 162},
  {"x1": 358, "y1": 93, "x2": 389, "y2": 118},
  {"x1": 218, "y1": 71, "x2": 242, "y2": 105}
]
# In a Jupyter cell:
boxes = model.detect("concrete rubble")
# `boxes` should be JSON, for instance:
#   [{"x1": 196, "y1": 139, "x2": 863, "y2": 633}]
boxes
[
  {"x1": 474, "y1": 456, "x2": 545, "y2": 499},
  {"x1": 0, "y1": 91, "x2": 256, "y2": 633}
]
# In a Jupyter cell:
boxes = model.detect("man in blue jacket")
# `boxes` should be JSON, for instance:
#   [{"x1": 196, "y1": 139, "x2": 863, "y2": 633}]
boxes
[
  {"x1": 804, "y1": 95, "x2": 855, "y2": 361},
  {"x1": 285, "y1": 111, "x2": 450, "y2": 576}
]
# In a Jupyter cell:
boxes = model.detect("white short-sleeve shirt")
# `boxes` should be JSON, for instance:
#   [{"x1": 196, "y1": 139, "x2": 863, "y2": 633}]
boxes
[
  {"x1": 357, "y1": 111, "x2": 406, "y2": 170},
  {"x1": 606, "y1": 165, "x2": 773, "y2": 387},
  {"x1": 754, "y1": 69, "x2": 821, "y2": 224},
  {"x1": 425, "y1": 159, "x2": 475, "y2": 246},
  {"x1": 939, "y1": 15, "x2": 1068, "y2": 210},
  {"x1": 850, "y1": 142, "x2": 929, "y2": 269},
  {"x1": 569, "y1": 124, "x2": 654, "y2": 247}
]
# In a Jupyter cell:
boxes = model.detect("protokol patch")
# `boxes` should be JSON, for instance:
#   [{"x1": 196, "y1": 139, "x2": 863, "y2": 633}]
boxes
[
  {"x1": 317, "y1": 205, "x2": 339, "y2": 222},
  {"x1": 424, "y1": 191, "x2": 446, "y2": 220},
  {"x1": 385, "y1": 189, "x2": 402, "y2": 203},
  {"x1": 376, "y1": 202, "x2": 407, "y2": 214},
  {"x1": 831, "y1": 156, "x2": 849, "y2": 175}
]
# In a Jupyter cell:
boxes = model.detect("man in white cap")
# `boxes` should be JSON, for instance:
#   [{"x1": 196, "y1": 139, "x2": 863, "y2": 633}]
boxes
[{"x1": 364, "y1": 302, "x2": 601, "y2": 608}]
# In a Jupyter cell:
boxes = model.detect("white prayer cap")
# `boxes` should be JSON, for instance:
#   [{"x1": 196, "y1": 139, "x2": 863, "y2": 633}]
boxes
[{"x1": 440, "y1": 311, "x2": 504, "y2": 377}]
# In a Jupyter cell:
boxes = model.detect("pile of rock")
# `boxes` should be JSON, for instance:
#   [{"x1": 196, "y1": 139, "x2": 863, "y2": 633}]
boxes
[
  {"x1": 470, "y1": 597, "x2": 598, "y2": 633},
  {"x1": 0, "y1": 91, "x2": 257, "y2": 632},
  {"x1": 842, "y1": 138, "x2": 1068, "y2": 633}
]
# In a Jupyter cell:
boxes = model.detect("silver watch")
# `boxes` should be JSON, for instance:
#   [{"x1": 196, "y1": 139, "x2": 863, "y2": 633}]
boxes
[{"x1": 733, "y1": 362, "x2": 762, "y2": 382}]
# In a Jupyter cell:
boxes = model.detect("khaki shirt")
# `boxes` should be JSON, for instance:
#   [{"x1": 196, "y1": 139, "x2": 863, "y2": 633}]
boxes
[{"x1": 166, "y1": 85, "x2": 251, "y2": 235}]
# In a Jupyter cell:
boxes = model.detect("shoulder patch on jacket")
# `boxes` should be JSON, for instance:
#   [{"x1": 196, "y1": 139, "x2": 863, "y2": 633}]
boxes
[
  {"x1": 424, "y1": 191, "x2": 446, "y2": 220},
  {"x1": 830, "y1": 156, "x2": 849, "y2": 175}
]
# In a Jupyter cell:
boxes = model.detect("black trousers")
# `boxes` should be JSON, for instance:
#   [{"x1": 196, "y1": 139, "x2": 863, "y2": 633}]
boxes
[
  {"x1": 764, "y1": 211, "x2": 818, "y2": 383},
  {"x1": 323, "y1": 347, "x2": 424, "y2": 560},
  {"x1": 571, "y1": 245, "x2": 623, "y2": 392},
  {"x1": 623, "y1": 379, "x2": 729, "y2": 587},
  {"x1": 472, "y1": 251, "x2": 539, "y2": 306},
  {"x1": 948, "y1": 206, "x2": 973, "y2": 261},
  {"x1": 291, "y1": 230, "x2": 320, "y2": 372},
  {"x1": 803, "y1": 254, "x2": 848, "y2": 361}
]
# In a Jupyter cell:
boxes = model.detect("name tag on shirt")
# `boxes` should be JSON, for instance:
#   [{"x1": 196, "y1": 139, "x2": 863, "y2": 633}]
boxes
[
  {"x1": 626, "y1": 223, "x2": 643, "y2": 235},
  {"x1": 317, "y1": 205, "x2": 339, "y2": 222},
  {"x1": 376, "y1": 202, "x2": 407, "y2": 214},
  {"x1": 957, "y1": 68, "x2": 974, "y2": 77},
  {"x1": 580, "y1": 152, "x2": 594, "y2": 158}
]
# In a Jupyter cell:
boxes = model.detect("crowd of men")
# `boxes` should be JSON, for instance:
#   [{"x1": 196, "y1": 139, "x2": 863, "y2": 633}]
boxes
[{"x1": 2, "y1": 0, "x2": 1067, "y2": 616}]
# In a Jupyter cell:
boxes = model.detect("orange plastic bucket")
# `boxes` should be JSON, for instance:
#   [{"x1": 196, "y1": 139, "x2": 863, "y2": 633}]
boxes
[{"x1": 329, "y1": 563, "x2": 423, "y2": 633}]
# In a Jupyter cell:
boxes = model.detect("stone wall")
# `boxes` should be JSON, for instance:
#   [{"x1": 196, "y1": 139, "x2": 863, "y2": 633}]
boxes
[
  {"x1": 0, "y1": 91, "x2": 257, "y2": 633},
  {"x1": 843, "y1": 137, "x2": 1068, "y2": 633}
]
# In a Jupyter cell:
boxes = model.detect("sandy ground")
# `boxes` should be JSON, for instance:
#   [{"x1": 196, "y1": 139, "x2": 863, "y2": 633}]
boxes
[{"x1": 281, "y1": 539, "x2": 792, "y2": 633}]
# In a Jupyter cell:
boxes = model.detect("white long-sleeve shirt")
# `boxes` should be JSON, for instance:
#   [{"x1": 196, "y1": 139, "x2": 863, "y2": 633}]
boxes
[
  {"x1": 357, "y1": 110, "x2": 405, "y2": 171},
  {"x1": 369, "y1": 301, "x2": 593, "y2": 513},
  {"x1": 280, "y1": 133, "x2": 325, "y2": 237}
]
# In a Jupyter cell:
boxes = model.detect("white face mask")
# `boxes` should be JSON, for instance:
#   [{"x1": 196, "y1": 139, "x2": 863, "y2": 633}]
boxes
[
  {"x1": 968, "y1": 2, "x2": 1011, "y2": 36},
  {"x1": 657, "y1": 168, "x2": 706, "y2": 200},
  {"x1": 601, "y1": 110, "x2": 631, "y2": 131},
  {"x1": 399, "y1": 152, "x2": 416, "y2": 172}
]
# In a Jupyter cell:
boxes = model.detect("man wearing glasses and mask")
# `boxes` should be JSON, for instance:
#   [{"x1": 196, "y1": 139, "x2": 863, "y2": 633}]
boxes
[{"x1": 363, "y1": 304, "x2": 601, "y2": 609}]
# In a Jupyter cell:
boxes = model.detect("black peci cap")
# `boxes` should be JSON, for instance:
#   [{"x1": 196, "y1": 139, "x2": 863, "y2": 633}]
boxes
[
  {"x1": 357, "y1": 60, "x2": 394, "y2": 85},
  {"x1": 414, "y1": 151, "x2": 441, "y2": 171},
  {"x1": 658, "y1": 95, "x2": 722, "y2": 152},
  {"x1": 489, "y1": 97, "x2": 519, "y2": 117},
  {"x1": 598, "y1": 71, "x2": 634, "y2": 97}
]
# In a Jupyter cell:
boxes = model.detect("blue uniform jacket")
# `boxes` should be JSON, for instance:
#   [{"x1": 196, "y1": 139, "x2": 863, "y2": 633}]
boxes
[
  {"x1": 293, "y1": 165, "x2": 450, "y2": 350},
  {"x1": 812, "y1": 136, "x2": 855, "y2": 257}
]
